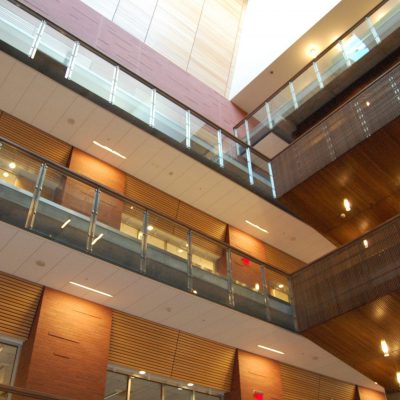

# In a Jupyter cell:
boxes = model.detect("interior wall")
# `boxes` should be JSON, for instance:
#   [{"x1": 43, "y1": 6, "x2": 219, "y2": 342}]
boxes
[{"x1": 79, "y1": 0, "x2": 246, "y2": 97}]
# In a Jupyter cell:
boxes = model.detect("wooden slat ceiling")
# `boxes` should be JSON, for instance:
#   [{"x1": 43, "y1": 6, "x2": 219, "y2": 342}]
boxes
[
  {"x1": 0, "y1": 271, "x2": 43, "y2": 340},
  {"x1": 0, "y1": 112, "x2": 72, "y2": 166},
  {"x1": 280, "y1": 117, "x2": 400, "y2": 246},
  {"x1": 304, "y1": 290, "x2": 400, "y2": 393},
  {"x1": 109, "y1": 310, "x2": 235, "y2": 391}
]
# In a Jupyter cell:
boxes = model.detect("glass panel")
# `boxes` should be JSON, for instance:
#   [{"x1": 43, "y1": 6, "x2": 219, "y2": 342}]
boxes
[
  {"x1": 104, "y1": 371, "x2": 128, "y2": 400},
  {"x1": 0, "y1": 342, "x2": 18, "y2": 399},
  {"x1": 370, "y1": 0, "x2": 400, "y2": 40},
  {"x1": 249, "y1": 151, "x2": 272, "y2": 194},
  {"x1": 70, "y1": 46, "x2": 115, "y2": 100},
  {"x1": 114, "y1": 70, "x2": 153, "y2": 123},
  {"x1": 145, "y1": 212, "x2": 189, "y2": 290},
  {"x1": 317, "y1": 43, "x2": 348, "y2": 86},
  {"x1": 190, "y1": 114, "x2": 219, "y2": 164},
  {"x1": 37, "y1": 24, "x2": 74, "y2": 66},
  {"x1": 191, "y1": 232, "x2": 229, "y2": 306},
  {"x1": 195, "y1": 394, "x2": 220, "y2": 400},
  {"x1": 164, "y1": 385, "x2": 192, "y2": 400},
  {"x1": 231, "y1": 252, "x2": 267, "y2": 320},
  {"x1": 0, "y1": 142, "x2": 41, "y2": 228},
  {"x1": 33, "y1": 168, "x2": 95, "y2": 253},
  {"x1": 130, "y1": 378, "x2": 161, "y2": 400},
  {"x1": 342, "y1": 20, "x2": 374, "y2": 64},
  {"x1": 292, "y1": 64, "x2": 320, "y2": 106},
  {"x1": 154, "y1": 94, "x2": 186, "y2": 144},
  {"x1": 221, "y1": 135, "x2": 249, "y2": 185},
  {"x1": 91, "y1": 196, "x2": 144, "y2": 272},
  {"x1": 268, "y1": 86, "x2": 295, "y2": 127},
  {"x1": 266, "y1": 270, "x2": 290, "y2": 303},
  {"x1": 0, "y1": 0, "x2": 40, "y2": 55},
  {"x1": 247, "y1": 106, "x2": 269, "y2": 145}
]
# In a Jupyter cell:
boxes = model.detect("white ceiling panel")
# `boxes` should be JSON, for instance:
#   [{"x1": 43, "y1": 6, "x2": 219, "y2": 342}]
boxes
[
  {"x1": 0, "y1": 222, "x2": 18, "y2": 250},
  {"x1": 0, "y1": 52, "x2": 16, "y2": 86},
  {"x1": 70, "y1": 258, "x2": 119, "y2": 287}
]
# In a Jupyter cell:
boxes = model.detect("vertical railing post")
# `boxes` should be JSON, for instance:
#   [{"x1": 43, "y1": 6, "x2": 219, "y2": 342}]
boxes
[
  {"x1": 288, "y1": 278, "x2": 299, "y2": 331},
  {"x1": 187, "y1": 230, "x2": 193, "y2": 292},
  {"x1": 65, "y1": 42, "x2": 80, "y2": 79},
  {"x1": 86, "y1": 188, "x2": 101, "y2": 253},
  {"x1": 29, "y1": 20, "x2": 46, "y2": 59},
  {"x1": 226, "y1": 248, "x2": 235, "y2": 307},
  {"x1": 267, "y1": 162, "x2": 277, "y2": 199},
  {"x1": 109, "y1": 65, "x2": 120, "y2": 104},
  {"x1": 366, "y1": 16, "x2": 381, "y2": 44},
  {"x1": 217, "y1": 129, "x2": 224, "y2": 168},
  {"x1": 140, "y1": 210, "x2": 149, "y2": 274},
  {"x1": 244, "y1": 119, "x2": 251, "y2": 146},
  {"x1": 127, "y1": 378, "x2": 132, "y2": 400},
  {"x1": 261, "y1": 267, "x2": 272, "y2": 322},
  {"x1": 149, "y1": 89, "x2": 157, "y2": 127},
  {"x1": 25, "y1": 163, "x2": 47, "y2": 230},
  {"x1": 289, "y1": 81, "x2": 298, "y2": 109},
  {"x1": 265, "y1": 102, "x2": 273, "y2": 130},
  {"x1": 339, "y1": 40, "x2": 352, "y2": 67},
  {"x1": 313, "y1": 61, "x2": 324, "y2": 89},
  {"x1": 246, "y1": 148, "x2": 254, "y2": 185},
  {"x1": 185, "y1": 110, "x2": 191, "y2": 149}
]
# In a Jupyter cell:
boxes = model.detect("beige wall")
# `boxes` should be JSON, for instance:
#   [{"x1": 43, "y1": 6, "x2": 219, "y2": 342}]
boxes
[{"x1": 81, "y1": 0, "x2": 246, "y2": 97}]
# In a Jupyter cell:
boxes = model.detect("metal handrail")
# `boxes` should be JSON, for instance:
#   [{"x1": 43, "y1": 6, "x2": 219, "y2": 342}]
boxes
[
  {"x1": 233, "y1": 0, "x2": 390, "y2": 129},
  {"x1": 0, "y1": 384, "x2": 71, "y2": 400},
  {"x1": 0, "y1": 135, "x2": 290, "y2": 279}
]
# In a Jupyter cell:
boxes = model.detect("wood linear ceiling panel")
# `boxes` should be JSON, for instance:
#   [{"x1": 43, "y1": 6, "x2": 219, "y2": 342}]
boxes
[
  {"x1": 304, "y1": 290, "x2": 400, "y2": 393},
  {"x1": 0, "y1": 272, "x2": 43, "y2": 340},
  {"x1": 0, "y1": 112, "x2": 72, "y2": 166},
  {"x1": 109, "y1": 310, "x2": 235, "y2": 391}
]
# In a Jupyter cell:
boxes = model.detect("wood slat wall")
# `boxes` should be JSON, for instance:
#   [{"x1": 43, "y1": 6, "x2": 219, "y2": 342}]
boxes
[
  {"x1": 109, "y1": 310, "x2": 235, "y2": 391},
  {"x1": 0, "y1": 272, "x2": 43, "y2": 340},
  {"x1": 0, "y1": 112, "x2": 72, "y2": 165},
  {"x1": 280, "y1": 364, "x2": 356, "y2": 400}
]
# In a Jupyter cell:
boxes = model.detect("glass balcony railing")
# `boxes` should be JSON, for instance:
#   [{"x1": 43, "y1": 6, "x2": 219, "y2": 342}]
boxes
[
  {"x1": 0, "y1": 137, "x2": 295, "y2": 330},
  {"x1": 234, "y1": 0, "x2": 400, "y2": 146},
  {"x1": 0, "y1": 0, "x2": 275, "y2": 200}
]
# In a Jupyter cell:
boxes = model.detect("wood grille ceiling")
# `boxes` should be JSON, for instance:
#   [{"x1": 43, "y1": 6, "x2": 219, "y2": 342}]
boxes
[
  {"x1": 109, "y1": 310, "x2": 235, "y2": 391},
  {"x1": 280, "y1": 364, "x2": 356, "y2": 400},
  {"x1": 0, "y1": 272, "x2": 43, "y2": 339},
  {"x1": 0, "y1": 112, "x2": 72, "y2": 166}
]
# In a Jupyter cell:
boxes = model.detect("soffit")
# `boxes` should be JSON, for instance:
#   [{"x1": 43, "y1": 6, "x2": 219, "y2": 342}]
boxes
[
  {"x1": 0, "y1": 220, "x2": 383, "y2": 392},
  {"x1": 0, "y1": 50, "x2": 335, "y2": 263}
]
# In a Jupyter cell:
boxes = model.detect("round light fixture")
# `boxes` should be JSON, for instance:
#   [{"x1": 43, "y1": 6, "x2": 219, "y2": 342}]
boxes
[
  {"x1": 187, "y1": 383, "x2": 194, "y2": 387},
  {"x1": 138, "y1": 370, "x2": 146, "y2": 375},
  {"x1": 9, "y1": 162, "x2": 16, "y2": 169},
  {"x1": 147, "y1": 225, "x2": 154, "y2": 232},
  {"x1": 2, "y1": 172, "x2": 9, "y2": 178}
]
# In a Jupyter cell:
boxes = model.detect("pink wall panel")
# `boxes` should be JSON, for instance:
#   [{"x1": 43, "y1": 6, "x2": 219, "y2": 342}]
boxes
[{"x1": 18, "y1": 0, "x2": 245, "y2": 132}]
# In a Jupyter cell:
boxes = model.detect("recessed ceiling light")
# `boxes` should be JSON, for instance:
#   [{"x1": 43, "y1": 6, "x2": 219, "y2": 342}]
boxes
[
  {"x1": 381, "y1": 339, "x2": 389, "y2": 357},
  {"x1": 254, "y1": 283, "x2": 260, "y2": 292},
  {"x1": 192, "y1": 290, "x2": 198, "y2": 295},
  {"x1": 8, "y1": 162, "x2": 16, "y2": 169},
  {"x1": 187, "y1": 383, "x2": 194, "y2": 387},
  {"x1": 69, "y1": 281, "x2": 113, "y2": 297},
  {"x1": 245, "y1": 220, "x2": 269, "y2": 233},
  {"x1": 61, "y1": 219, "x2": 71, "y2": 229},
  {"x1": 374, "y1": 382, "x2": 378, "y2": 385},
  {"x1": 397, "y1": 372, "x2": 400, "y2": 385},
  {"x1": 138, "y1": 370, "x2": 146, "y2": 375},
  {"x1": 93, "y1": 140, "x2": 127, "y2": 159},
  {"x1": 309, "y1": 47, "x2": 319, "y2": 58},
  {"x1": 343, "y1": 198, "x2": 351, "y2": 212},
  {"x1": 363, "y1": 239, "x2": 369, "y2": 249},
  {"x1": 2, "y1": 172, "x2": 9, "y2": 178},
  {"x1": 91, "y1": 233, "x2": 104, "y2": 245},
  {"x1": 278, "y1": 284, "x2": 284, "y2": 289},
  {"x1": 257, "y1": 345, "x2": 284, "y2": 355},
  {"x1": 177, "y1": 249, "x2": 183, "y2": 253},
  {"x1": 366, "y1": 101, "x2": 371, "y2": 107},
  {"x1": 147, "y1": 225, "x2": 154, "y2": 232}
]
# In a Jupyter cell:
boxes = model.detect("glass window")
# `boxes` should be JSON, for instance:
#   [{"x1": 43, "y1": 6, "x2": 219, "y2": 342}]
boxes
[
  {"x1": 130, "y1": 378, "x2": 161, "y2": 400},
  {"x1": 164, "y1": 385, "x2": 192, "y2": 400},
  {"x1": 195, "y1": 393, "x2": 220, "y2": 400},
  {"x1": 104, "y1": 371, "x2": 128, "y2": 400},
  {"x1": 0, "y1": 342, "x2": 18, "y2": 399}
]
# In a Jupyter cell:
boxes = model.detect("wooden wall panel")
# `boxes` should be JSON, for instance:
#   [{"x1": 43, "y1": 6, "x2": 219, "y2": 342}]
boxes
[
  {"x1": 319, "y1": 375, "x2": 356, "y2": 400},
  {"x1": 358, "y1": 387, "x2": 387, "y2": 400},
  {"x1": 0, "y1": 112, "x2": 72, "y2": 165},
  {"x1": 109, "y1": 311, "x2": 235, "y2": 391},
  {"x1": 228, "y1": 226, "x2": 305, "y2": 274},
  {"x1": 0, "y1": 272, "x2": 42, "y2": 340},
  {"x1": 280, "y1": 364, "x2": 319, "y2": 400}
]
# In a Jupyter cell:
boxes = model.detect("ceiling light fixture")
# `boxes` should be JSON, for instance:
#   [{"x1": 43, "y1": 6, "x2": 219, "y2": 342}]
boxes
[
  {"x1": 245, "y1": 220, "x2": 269, "y2": 234},
  {"x1": 397, "y1": 372, "x2": 400, "y2": 385},
  {"x1": 92, "y1": 140, "x2": 127, "y2": 159},
  {"x1": 91, "y1": 233, "x2": 104, "y2": 245},
  {"x1": 61, "y1": 219, "x2": 71, "y2": 229},
  {"x1": 254, "y1": 283, "x2": 260, "y2": 292},
  {"x1": 278, "y1": 284, "x2": 284, "y2": 289},
  {"x1": 187, "y1": 383, "x2": 194, "y2": 387},
  {"x1": 257, "y1": 345, "x2": 284, "y2": 355},
  {"x1": 147, "y1": 225, "x2": 154, "y2": 232},
  {"x1": 309, "y1": 48, "x2": 318, "y2": 58},
  {"x1": 363, "y1": 239, "x2": 369, "y2": 249},
  {"x1": 8, "y1": 162, "x2": 16, "y2": 169},
  {"x1": 343, "y1": 198, "x2": 351, "y2": 212},
  {"x1": 69, "y1": 281, "x2": 113, "y2": 297},
  {"x1": 366, "y1": 101, "x2": 371, "y2": 107},
  {"x1": 2, "y1": 172, "x2": 9, "y2": 178},
  {"x1": 381, "y1": 339, "x2": 389, "y2": 357},
  {"x1": 138, "y1": 370, "x2": 146, "y2": 375},
  {"x1": 192, "y1": 290, "x2": 198, "y2": 295}
]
